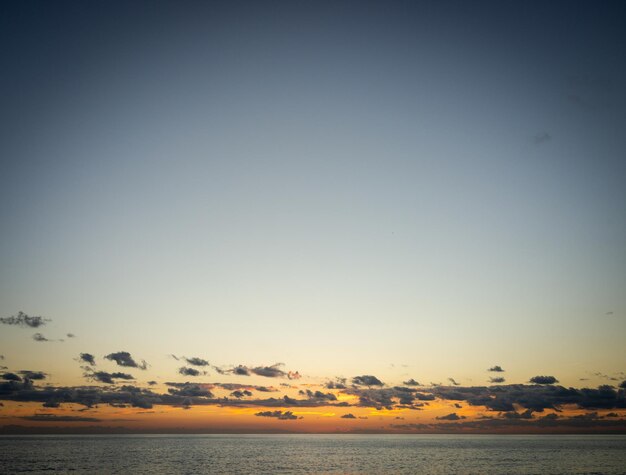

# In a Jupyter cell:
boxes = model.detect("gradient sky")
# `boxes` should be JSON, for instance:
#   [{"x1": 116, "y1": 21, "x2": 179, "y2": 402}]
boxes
[{"x1": 1, "y1": 1, "x2": 625, "y2": 433}]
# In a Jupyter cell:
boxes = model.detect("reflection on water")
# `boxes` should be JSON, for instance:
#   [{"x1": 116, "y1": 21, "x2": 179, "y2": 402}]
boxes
[{"x1": 0, "y1": 434, "x2": 625, "y2": 474}]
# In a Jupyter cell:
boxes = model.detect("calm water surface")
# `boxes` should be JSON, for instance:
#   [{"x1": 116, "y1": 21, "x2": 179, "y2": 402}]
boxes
[{"x1": 0, "y1": 434, "x2": 625, "y2": 474}]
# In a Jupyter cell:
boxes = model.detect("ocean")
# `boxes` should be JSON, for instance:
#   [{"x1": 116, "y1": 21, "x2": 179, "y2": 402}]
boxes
[{"x1": 0, "y1": 434, "x2": 624, "y2": 474}]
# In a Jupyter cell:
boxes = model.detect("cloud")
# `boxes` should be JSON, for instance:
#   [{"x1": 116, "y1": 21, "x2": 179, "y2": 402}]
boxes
[
  {"x1": 436, "y1": 413, "x2": 466, "y2": 421},
  {"x1": 502, "y1": 409, "x2": 534, "y2": 419},
  {"x1": 403, "y1": 379, "x2": 420, "y2": 386},
  {"x1": 2, "y1": 373, "x2": 22, "y2": 382},
  {"x1": 529, "y1": 376, "x2": 559, "y2": 385},
  {"x1": 66, "y1": 333, "x2": 76, "y2": 338},
  {"x1": 254, "y1": 410, "x2": 300, "y2": 420},
  {"x1": 0, "y1": 311, "x2": 50, "y2": 328},
  {"x1": 488, "y1": 366, "x2": 505, "y2": 372},
  {"x1": 298, "y1": 389, "x2": 337, "y2": 402},
  {"x1": 32, "y1": 333, "x2": 49, "y2": 342},
  {"x1": 352, "y1": 375, "x2": 384, "y2": 387},
  {"x1": 166, "y1": 382, "x2": 214, "y2": 398},
  {"x1": 230, "y1": 390, "x2": 252, "y2": 398},
  {"x1": 209, "y1": 383, "x2": 277, "y2": 393},
  {"x1": 325, "y1": 378, "x2": 347, "y2": 390},
  {"x1": 251, "y1": 364, "x2": 287, "y2": 378},
  {"x1": 105, "y1": 352, "x2": 147, "y2": 370},
  {"x1": 448, "y1": 378, "x2": 460, "y2": 386},
  {"x1": 79, "y1": 353, "x2": 96, "y2": 366},
  {"x1": 533, "y1": 132, "x2": 551, "y2": 145},
  {"x1": 178, "y1": 367, "x2": 203, "y2": 377},
  {"x1": 592, "y1": 372, "x2": 618, "y2": 381},
  {"x1": 430, "y1": 383, "x2": 626, "y2": 412},
  {"x1": 184, "y1": 357, "x2": 209, "y2": 367},
  {"x1": 341, "y1": 413, "x2": 356, "y2": 419},
  {"x1": 345, "y1": 386, "x2": 423, "y2": 410},
  {"x1": 489, "y1": 377, "x2": 506, "y2": 384},
  {"x1": 18, "y1": 371, "x2": 46, "y2": 380},
  {"x1": 87, "y1": 371, "x2": 135, "y2": 384},
  {"x1": 226, "y1": 363, "x2": 300, "y2": 379},
  {"x1": 20, "y1": 414, "x2": 102, "y2": 422},
  {"x1": 232, "y1": 365, "x2": 250, "y2": 376}
]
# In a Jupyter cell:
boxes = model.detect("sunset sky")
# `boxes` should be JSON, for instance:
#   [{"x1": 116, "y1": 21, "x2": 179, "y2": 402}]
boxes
[{"x1": 1, "y1": 1, "x2": 625, "y2": 434}]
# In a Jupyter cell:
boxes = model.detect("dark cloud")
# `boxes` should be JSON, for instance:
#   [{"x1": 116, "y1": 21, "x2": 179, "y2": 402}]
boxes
[
  {"x1": 436, "y1": 413, "x2": 466, "y2": 421},
  {"x1": 230, "y1": 390, "x2": 253, "y2": 399},
  {"x1": 184, "y1": 357, "x2": 209, "y2": 367},
  {"x1": 147, "y1": 381, "x2": 157, "y2": 386},
  {"x1": 18, "y1": 371, "x2": 46, "y2": 381},
  {"x1": 3, "y1": 374, "x2": 622, "y2": 417},
  {"x1": 431, "y1": 383, "x2": 626, "y2": 412},
  {"x1": 254, "y1": 410, "x2": 300, "y2": 420},
  {"x1": 87, "y1": 371, "x2": 135, "y2": 384},
  {"x1": 529, "y1": 376, "x2": 559, "y2": 385},
  {"x1": 232, "y1": 365, "x2": 250, "y2": 376},
  {"x1": 502, "y1": 409, "x2": 534, "y2": 420},
  {"x1": 251, "y1": 364, "x2": 286, "y2": 378},
  {"x1": 210, "y1": 383, "x2": 277, "y2": 393},
  {"x1": 414, "y1": 392, "x2": 436, "y2": 401},
  {"x1": 403, "y1": 379, "x2": 420, "y2": 386},
  {"x1": 20, "y1": 414, "x2": 101, "y2": 422},
  {"x1": 105, "y1": 352, "x2": 147, "y2": 370},
  {"x1": 0, "y1": 312, "x2": 50, "y2": 328},
  {"x1": 178, "y1": 367, "x2": 203, "y2": 377},
  {"x1": 32, "y1": 333, "x2": 49, "y2": 342},
  {"x1": 488, "y1": 366, "x2": 505, "y2": 373},
  {"x1": 448, "y1": 378, "x2": 460, "y2": 386},
  {"x1": 341, "y1": 413, "x2": 356, "y2": 419},
  {"x1": 489, "y1": 377, "x2": 506, "y2": 384},
  {"x1": 0, "y1": 380, "x2": 158, "y2": 409},
  {"x1": 298, "y1": 389, "x2": 337, "y2": 402},
  {"x1": 165, "y1": 382, "x2": 213, "y2": 397},
  {"x1": 325, "y1": 378, "x2": 347, "y2": 390},
  {"x1": 66, "y1": 333, "x2": 76, "y2": 338},
  {"x1": 345, "y1": 386, "x2": 423, "y2": 410},
  {"x1": 2, "y1": 373, "x2": 22, "y2": 382},
  {"x1": 620, "y1": 381, "x2": 626, "y2": 390},
  {"x1": 227, "y1": 363, "x2": 299, "y2": 379},
  {"x1": 352, "y1": 375, "x2": 384, "y2": 387},
  {"x1": 79, "y1": 353, "x2": 96, "y2": 366}
]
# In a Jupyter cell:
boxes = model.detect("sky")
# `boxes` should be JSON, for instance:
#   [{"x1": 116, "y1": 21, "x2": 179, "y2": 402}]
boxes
[{"x1": 0, "y1": 0, "x2": 625, "y2": 434}]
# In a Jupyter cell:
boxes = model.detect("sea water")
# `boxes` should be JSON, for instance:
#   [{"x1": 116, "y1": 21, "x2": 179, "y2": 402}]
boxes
[{"x1": 0, "y1": 434, "x2": 625, "y2": 474}]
